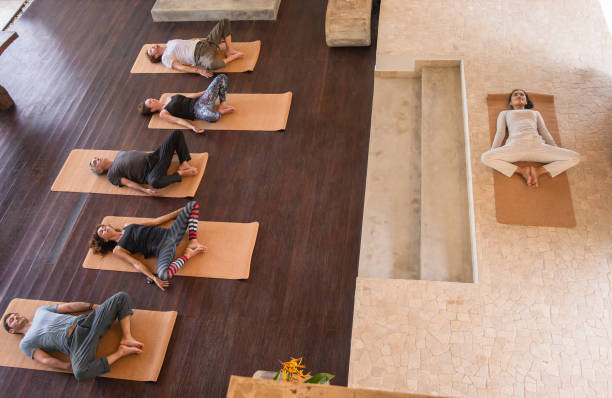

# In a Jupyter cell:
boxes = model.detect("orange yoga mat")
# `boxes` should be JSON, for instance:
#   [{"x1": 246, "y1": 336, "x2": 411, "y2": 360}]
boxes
[
  {"x1": 51, "y1": 150, "x2": 207, "y2": 198},
  {"x1": 148, "y1": 92, "x2": 292, "y2": 132},
  {"x1": 83, "y1": 216, "x2": 259, "y2": 279},
  {"x1": 130, "y1": 41, "x2": 261, "y2": 73},
  {"x1": 487, "y1": 93, "x2": 576, "y2": 227},
  {"x1": 0, "y1": 299, "x2": 176, "y2": 382}
]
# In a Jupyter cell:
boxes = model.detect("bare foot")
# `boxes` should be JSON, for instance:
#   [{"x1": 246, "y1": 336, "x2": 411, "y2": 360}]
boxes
[
  {"x1": 219, "y1": 104, "x2": 235, "y2": 115},
  {"x1": 530, "y1": 166, "x2": 540, "y2": 188},
  {"x1": 120, "y1": 338, "x2": 144, "y2": 349},
  {"x1": 227, "y1": 49, "x2": 244, "y2": 58},
  {"x1": 178, "y1": 162, "x2": 194, "y2": 171},
  {"x1": 119, "y1": 344, "x2": 142, "y2": 357},
  {"x1": 185, "y1": 245, "x2": 206, "y2": 258},
  {"x1": 178, "y1": 167, "x2": 198, "y2": 177},
  {"x1": 187, "y1": 240, "x2": 208, "y2": 252},
  {"x1": 516, "y1": 166, "x2": 531, "y2": 186}
]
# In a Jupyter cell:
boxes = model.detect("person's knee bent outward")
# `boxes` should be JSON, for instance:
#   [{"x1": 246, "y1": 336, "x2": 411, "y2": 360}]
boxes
[
  {"x1": 194, "y1": 74, "x2": 229, "y2": 123},
  {"x1": 5, "y1": 291, "x2": 141, "y2": 382},
  {"x1": 71, "y1": 292, "x2": 135, "y2": 381},
  {"x1": 157, "y1": 201, "x2": 202, "y2": 281},
  {"x1": 146, "y1": 130, "x2": 193, "y2": 189}
]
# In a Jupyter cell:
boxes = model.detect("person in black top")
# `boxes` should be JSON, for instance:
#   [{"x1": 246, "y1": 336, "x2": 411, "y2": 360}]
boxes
[
  {"x1": 89, "y1": 130, "x2": 198, "y2": 196},
  {"x1": 89, "y1": 201, "x2": 207, "y2": 291},
  {"x1": 138, "y1": 74, "x2": 234, "y2": 134}
]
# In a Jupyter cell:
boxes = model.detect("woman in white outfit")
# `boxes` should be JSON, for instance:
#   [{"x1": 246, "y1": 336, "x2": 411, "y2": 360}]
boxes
[{"x1": 481, "y1": 89, "x2": 580, "y2": 188}]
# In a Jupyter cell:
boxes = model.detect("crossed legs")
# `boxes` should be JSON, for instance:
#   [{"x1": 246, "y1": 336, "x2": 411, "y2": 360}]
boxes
[
  {"x1": 70, "y1": 292, "x2": 142, "y2": 381},
  {"x1": 481, "y1": 141, "x2": 580, "y2": 188},
  {"x1": 156, "y1": 201, "x2": 207, "y2": 281},
  {"x1": 194, "y1": 74, "x2": 233, "y2": 122}
]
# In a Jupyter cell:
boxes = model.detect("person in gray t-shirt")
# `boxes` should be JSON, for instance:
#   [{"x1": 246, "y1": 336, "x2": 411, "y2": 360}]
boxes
[
  {"x1": 146, "y1": 19, "x2": 244, "y2": 77},
  {"x1": 3, "y1": 292, "x2": 142, "y2": 381},
  {"x1": 88, "y1": 130, "x2": 199, "y2": 196}
]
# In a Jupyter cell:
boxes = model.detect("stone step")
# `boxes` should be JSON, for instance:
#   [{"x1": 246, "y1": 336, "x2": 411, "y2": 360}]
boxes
[
  {"x1": 151, "y1": 0, "x2": 281, "y2": 22},
  {"x1": 358, "y1": 76, "x2": 422, "y2": 280},
  {"x1": 419, "y1": 67, "x2": 473, "y2": 282}
]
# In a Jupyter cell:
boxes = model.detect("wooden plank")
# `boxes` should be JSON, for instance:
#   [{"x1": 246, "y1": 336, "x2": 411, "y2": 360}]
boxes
[{"x1": 0, "y1": 31, "x2": 18, "y2": 55}]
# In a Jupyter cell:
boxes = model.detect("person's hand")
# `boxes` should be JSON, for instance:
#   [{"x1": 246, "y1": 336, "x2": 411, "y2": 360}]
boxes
[
  {"x1": 191, "y1": 126, "x2": 205, "y2": 134},
  {"x1": 92, "y1": 304, "x2": 100, "y2": 309},
  {"x1": 197, "y1": 68, "x2": 212, "y2": 78},
  {"x1": 152, "y1": 276, "x2": 170, "y2": 291},
  {"x1": 144, "y1": 188, "x2": 159, "y2": 196}
]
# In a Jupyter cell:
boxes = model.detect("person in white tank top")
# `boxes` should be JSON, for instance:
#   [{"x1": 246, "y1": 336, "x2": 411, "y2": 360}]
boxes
[{"x1": 481, "y1": 89, "x2": 580, "y2": 188}]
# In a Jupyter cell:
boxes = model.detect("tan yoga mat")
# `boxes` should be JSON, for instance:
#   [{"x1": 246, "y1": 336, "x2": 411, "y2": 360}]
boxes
[
  {"x1": 148, "y1": 92, "x2": 292, "y2": 132},
  {"x1": 51, "y1": 150, "x2": 207, "y2": 198},
  {"x1": 0, "y1": 299, "x2": 176, "y2": 382},
  {"x1": 130, "y1": 41, "x2": 261, "y2": 74},
  {"x1": 84, "y1": 216, "x2": 259, "y2": 279},
  {"x1": 487, "y1": 93, "x2": 576, "y2": 227}
]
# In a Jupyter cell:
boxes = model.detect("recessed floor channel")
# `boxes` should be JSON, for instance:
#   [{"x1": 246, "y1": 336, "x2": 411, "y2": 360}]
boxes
[{"x1": 358, "y1": 65, "x2": 474, "y2": 282}]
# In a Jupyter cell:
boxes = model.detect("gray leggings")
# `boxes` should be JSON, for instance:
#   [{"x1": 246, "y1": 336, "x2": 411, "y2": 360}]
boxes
[{"x1": 69, "y1": 292, "x2": 133, "y2": 381}]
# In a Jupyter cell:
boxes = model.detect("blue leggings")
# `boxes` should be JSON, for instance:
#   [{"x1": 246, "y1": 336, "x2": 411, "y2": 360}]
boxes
[{"x1": 193, "y1": 74, "x2": 228, "y2": 123}]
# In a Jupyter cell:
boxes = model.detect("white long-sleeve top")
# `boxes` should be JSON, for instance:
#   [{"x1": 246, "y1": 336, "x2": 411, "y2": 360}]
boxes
[{"x1": 491, "y1": 109, "x2": 558, "y2": 149}]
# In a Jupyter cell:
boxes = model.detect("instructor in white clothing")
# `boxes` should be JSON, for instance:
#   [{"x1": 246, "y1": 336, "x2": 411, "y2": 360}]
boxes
[{"x1": 481, "y1": 89, "x2": 580, "y2": 188}]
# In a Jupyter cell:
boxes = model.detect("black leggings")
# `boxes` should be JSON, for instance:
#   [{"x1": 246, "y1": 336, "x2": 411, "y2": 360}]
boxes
[{"x1": 145, "y1": 130, "x2": 191, "y2": 189}]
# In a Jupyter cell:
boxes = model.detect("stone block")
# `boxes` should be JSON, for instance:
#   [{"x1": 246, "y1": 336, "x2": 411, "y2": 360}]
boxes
[{"x1": 325, "y1": 0, "x2": 372, "y2": 47}]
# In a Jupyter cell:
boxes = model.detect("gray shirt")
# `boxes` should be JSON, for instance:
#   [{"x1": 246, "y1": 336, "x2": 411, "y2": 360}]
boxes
[
  {"x1": 107, "y1": 150, "x2": 148, "y2": 187},
  {"x1": 19, "y1": 305, "x2": 85, "y2": 358}
]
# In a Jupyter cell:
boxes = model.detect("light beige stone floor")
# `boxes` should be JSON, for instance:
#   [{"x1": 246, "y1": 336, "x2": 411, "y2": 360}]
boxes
[{"x1": 349, "y1": 0, "x2": 612, "y2": 397}]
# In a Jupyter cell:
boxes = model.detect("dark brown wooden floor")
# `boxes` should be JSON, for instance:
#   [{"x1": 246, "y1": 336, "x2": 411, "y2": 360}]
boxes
[{"x1": 0, "y1": 1, "x2": 378, "y2": 396}]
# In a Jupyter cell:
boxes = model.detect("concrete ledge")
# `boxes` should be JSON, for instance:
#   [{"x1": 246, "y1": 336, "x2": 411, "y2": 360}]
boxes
[
  {"x1": 151, "y1": 0, "x2": 281, "y2": 22},
  {"x1": 375, "y1": 55, "x2": 461, "y2": 77}
]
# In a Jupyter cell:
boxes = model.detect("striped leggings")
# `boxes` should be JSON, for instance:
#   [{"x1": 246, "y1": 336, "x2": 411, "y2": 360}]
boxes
[{"x1": 157, "y1": 201, "x2": 200, "y2": 281}]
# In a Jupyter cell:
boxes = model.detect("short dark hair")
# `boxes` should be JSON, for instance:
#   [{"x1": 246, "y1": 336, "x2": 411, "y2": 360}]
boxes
[
  {"x1": 146, "y1": 48, "x2": 162, "y2": 63},
  {"x1": 89, "y1": 224, "x2": 118, "y2": 255},
  {"x1": 3, "y1": 313, "x2": 15, "y2": 332},
  {"x1": 138, "y1": 102, "x2": 153, "y2": 116},
  {"x1": 508, "y1": 89, "x2": 534, "y2": 109}
]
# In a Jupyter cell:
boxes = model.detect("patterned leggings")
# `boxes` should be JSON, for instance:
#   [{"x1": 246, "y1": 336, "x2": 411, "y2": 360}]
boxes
[
  {"x1": 157, "y1": 201, "x2": 200, "y2": 281},
  {"x1": 193, "y1": 74, "x2": 228, "y2": 123}
]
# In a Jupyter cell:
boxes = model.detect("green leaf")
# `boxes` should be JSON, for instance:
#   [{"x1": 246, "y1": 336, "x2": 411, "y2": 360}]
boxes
[
  {"x1": 304, "y1": 373, "x2": 335, "y2": 384},
  {"x1": 273, "y1": 370, "x2": 281, "y2": 381}
]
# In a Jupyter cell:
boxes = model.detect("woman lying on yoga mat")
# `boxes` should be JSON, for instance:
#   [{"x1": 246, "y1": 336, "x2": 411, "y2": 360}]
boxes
[
  {"x1": 89, "y1": 201, "x2": 207, "y2": 291},
  {"x1": 481, "y1": 89, "x2": 580, "y2": 188},
  {"x1": 138, "y1": 73, "x2": 234, "y2": 134}
]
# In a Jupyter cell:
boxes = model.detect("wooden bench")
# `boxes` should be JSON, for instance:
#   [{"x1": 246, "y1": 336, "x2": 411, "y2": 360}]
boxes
[
  {"x1": 0, "y1": 31, "x2": 18, "y2": 110},
  {"x1": 325, "y1": 0, "x2": 372, "y2": 47}
]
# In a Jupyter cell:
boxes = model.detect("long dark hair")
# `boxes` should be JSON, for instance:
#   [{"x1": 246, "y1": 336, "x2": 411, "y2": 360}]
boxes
[
  {"x1": 507, "y1": 89, "x2": 534, "y2": 109},
  {"x1": 138, "y1": 102, "x2": 153, "y2": 115},
  {"x1": 89, "y1": 224, "x2": 118, "y2": 255}
]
